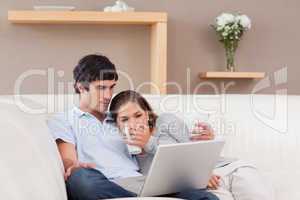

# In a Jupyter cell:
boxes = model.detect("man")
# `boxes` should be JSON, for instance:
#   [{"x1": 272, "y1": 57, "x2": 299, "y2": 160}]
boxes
[{"x1": 48, "y1": 54, "x2": 219, "y2": 200}]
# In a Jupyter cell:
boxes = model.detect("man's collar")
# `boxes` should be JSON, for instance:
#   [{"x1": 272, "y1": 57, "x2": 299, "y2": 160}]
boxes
[
  {"x1": 73, "y1": 106, "x2": 89, "y2": 118},
  {"x1": 73, "y1": 107, "x2": 111, "y2": 122}
]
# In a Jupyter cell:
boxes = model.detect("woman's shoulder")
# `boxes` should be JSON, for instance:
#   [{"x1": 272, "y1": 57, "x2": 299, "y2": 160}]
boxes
[{"x1": 157, "y1": 112, "x2": 182, "y2": 122}]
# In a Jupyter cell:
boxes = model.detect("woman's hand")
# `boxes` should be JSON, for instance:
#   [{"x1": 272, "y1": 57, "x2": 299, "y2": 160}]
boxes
[
  {"x1": 126, "y1": 124, "x2": 151, "y2": 149},
  {"x1": 207, "y1": 175, "x2": 221, "y2": 190}
]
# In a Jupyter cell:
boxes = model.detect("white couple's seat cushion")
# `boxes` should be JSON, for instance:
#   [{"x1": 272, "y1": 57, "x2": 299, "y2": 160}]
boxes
[{"x1": 0, "y1": 98, "x2": 67, "y2": 200}]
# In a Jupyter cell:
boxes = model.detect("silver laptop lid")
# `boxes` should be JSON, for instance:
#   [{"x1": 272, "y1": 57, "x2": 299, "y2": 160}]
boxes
[{"x1": 140, "y1": 139, "x2": 225, "y2": 197}]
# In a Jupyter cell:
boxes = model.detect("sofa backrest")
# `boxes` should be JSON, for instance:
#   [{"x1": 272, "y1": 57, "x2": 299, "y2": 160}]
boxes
[{"x1": 0, "y1": 94, "x2": 299, "y2": 199}]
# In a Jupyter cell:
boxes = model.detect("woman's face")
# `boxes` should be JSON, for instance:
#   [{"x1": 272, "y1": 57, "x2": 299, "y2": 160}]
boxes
[{"x1": 116, "y1": 101, "x2": 149, "y2": 133}]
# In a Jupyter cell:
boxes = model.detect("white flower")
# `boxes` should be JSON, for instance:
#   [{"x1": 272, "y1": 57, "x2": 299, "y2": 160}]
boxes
[
  {"x1": 216, "y1": 26, "x2": 223, "y2": 31},
  {"x1": 236, "y1": 15, "x2": 251, "y2": 29},
  {"x1": 216, "y1": 13, "x2": 235, "y2": 27},
  {"x1": 222, "y1": 32, "x2": 228, "y2": 37},
  {"x1": 216, "y1": 17, "x2": 226, "y2": 27},
  {"x1": 224, "y1": 26, "x2": 230, "y2": 31},
  {"x1": 232, "y1": 22, "x2": 238, "y2": 29}
]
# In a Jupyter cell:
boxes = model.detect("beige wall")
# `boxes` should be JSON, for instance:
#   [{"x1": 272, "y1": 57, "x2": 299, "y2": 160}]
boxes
[{"x1": 1, "y1": 0, "x2": 298, "y2": 95}]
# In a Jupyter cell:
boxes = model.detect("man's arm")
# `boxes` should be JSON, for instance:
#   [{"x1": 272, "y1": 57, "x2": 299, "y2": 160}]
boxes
[
  {"x1": 56, "y1": 139, "x2": 96, "y2": 180},
  {"x1": 190, "y1": 122, "x2": 215, "y2": 141},
  {"x1": 56, "y1": 139, "x2": 78, "y2": 172},
  {"x1": 47, "y1": 114, "x2": 96, "y2": 180}
]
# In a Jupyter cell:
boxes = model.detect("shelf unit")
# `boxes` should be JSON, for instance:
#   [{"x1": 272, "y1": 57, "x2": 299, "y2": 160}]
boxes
[
  {"x1": 199, "y1": 71, "x2": 266, "y2": 79},
  {"x1": 8, "y1": 11, "x2": 167, "y2": 24},
  {"x1": 8, "y1": 11, "x2": 168, "y2": 94}
]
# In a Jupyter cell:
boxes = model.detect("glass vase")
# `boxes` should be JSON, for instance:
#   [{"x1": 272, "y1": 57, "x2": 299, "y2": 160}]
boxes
[{"x1": 224, "y1": 41, "x2": 238, "y2": 72}]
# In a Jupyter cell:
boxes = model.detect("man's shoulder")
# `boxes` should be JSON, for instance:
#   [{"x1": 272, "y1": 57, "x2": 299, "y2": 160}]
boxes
[
  {"x1": 48, "y1": 107, "x2": 79, "y2": 124},
  {"x1": 47, "y1": 107, "x2": 78, "y2": 144}
]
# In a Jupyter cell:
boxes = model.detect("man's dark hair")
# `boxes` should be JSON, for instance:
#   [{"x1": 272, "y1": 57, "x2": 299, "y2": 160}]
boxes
[{"x1": 73, "y1": 54, "x2": 119, "y2": 93}]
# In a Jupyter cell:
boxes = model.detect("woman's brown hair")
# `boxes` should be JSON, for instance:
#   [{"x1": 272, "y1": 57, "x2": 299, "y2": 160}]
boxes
[{"x1": 109, "y1": 90, "x2": 158, "y2": 130}]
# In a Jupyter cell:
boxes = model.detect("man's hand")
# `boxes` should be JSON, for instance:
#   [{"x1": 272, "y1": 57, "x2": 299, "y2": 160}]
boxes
[
  {"x1": 126, "y1": 125, "x2": 151, "y2": 149},
  {"x1": 207, "y1": 175, "x2": 221, "y2": 190},
  {"x1": 64, "y1": 162, "x2": 96, "y2": 181},
  {"x1": 190, "y1": 122, "x2": 215, "y2": 141}
]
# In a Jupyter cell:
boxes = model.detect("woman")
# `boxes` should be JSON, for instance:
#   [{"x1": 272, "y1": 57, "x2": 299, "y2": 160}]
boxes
[{"x1": 108, "y1": 90, "x2": 274, "y2": 200}]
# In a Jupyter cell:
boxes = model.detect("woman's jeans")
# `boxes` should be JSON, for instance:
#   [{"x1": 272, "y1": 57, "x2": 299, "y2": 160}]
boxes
[{"x1": 66, "y1": 168, "x2": 219, "y2": 200}]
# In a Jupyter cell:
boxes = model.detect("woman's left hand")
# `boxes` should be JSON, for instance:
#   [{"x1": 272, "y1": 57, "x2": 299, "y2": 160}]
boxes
[
  {"x1": 207, "y1": 175, "x2": 221, "y2": 190},
  {"x1": 126, "y1": 125, "x2": 151, "y2": 148}
]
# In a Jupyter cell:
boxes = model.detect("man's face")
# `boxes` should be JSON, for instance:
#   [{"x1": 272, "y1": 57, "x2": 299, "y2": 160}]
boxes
[{"x1": 80, "y1": 80, "x2": 117, "y2": 114}]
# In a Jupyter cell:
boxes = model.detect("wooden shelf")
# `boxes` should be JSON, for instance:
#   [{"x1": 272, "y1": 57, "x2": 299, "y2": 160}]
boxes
[
  {"x1": 7, "y1": 10, "x2": 168, "y2": 94},
  {"x1": 8, "y1": 11, "x2": 167, "y2": 25},
  {"x1": 199, "y1": 72, "x2": 266, "y2": 79}
]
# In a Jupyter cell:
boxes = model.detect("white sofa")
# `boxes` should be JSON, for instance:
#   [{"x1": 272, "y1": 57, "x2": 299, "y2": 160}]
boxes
[{"x1": 0, "y1": 94, "x2": 299, "y2": 200}]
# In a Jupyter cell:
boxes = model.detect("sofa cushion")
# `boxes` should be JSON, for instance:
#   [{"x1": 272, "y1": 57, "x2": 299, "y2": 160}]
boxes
[{"x1": 0, "y1": 98, "x2": 67, "y2": 200}]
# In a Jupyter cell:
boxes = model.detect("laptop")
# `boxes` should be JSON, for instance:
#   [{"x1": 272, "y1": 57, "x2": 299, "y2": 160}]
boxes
[{"x1": 114, "y1": 139, "x2": 225, "y2": 197}]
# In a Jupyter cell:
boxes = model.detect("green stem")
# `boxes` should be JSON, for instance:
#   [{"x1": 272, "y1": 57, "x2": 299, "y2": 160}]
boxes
[{"x1": 224, "y1": 40, "x2": 237, "y2": 72}]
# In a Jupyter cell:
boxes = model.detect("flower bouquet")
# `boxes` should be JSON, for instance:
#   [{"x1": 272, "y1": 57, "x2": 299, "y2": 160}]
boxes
[{"x1": 212, "y1": 13, "x2": 251, "y2": 71}]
